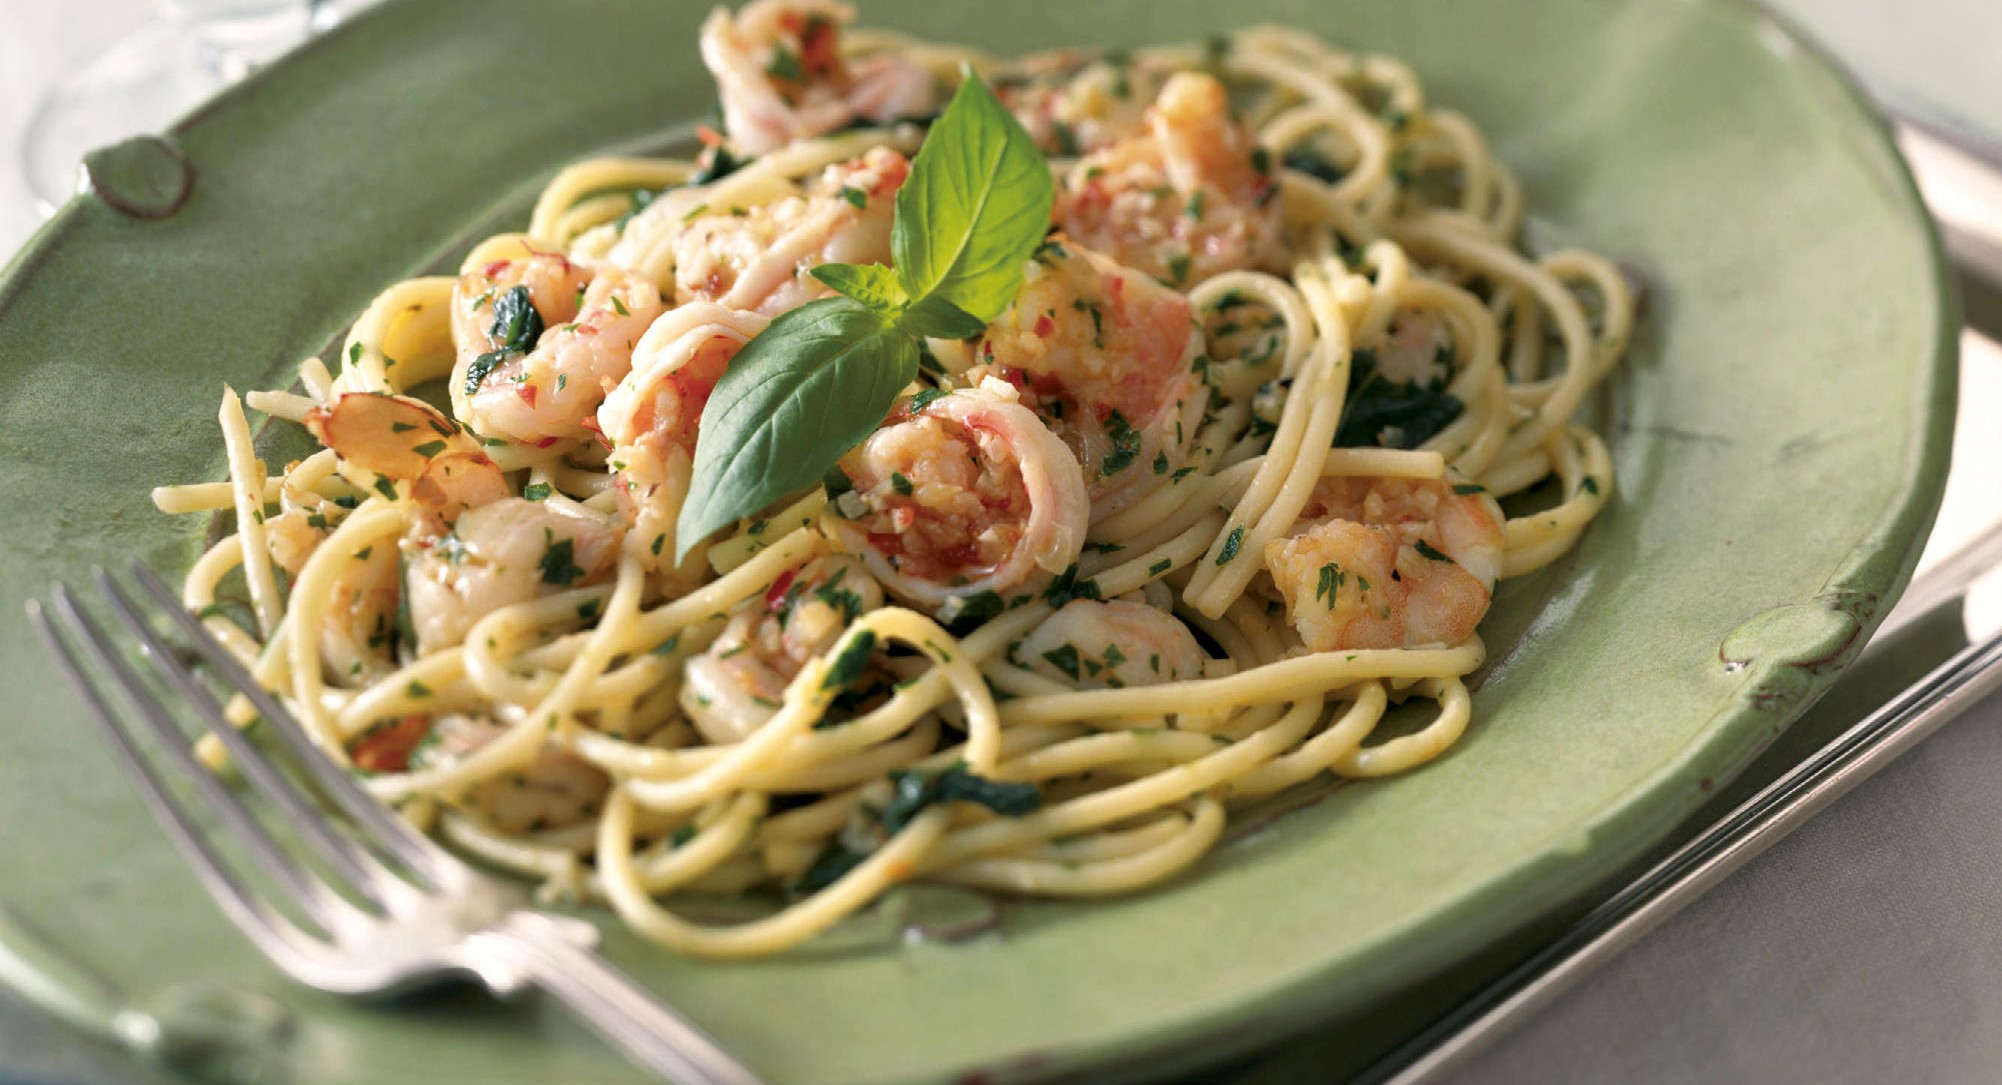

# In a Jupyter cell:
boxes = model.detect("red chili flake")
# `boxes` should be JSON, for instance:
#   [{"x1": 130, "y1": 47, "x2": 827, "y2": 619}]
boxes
[
  {"x1": 800, "y1": 16, "x2": 840, "y2": 77},
  {"x1": 696, "y1": 124, "x2": 725, "y2": 148},
  {"x1": 1032, "y1": 314, "x2": 1056, "y2": 338},
  {"x1": 533, "y1": 435, "x2": 559, "y2": 449},
  {"x1": 482, "y1": 259, "x2": 512, "y2": 279},
  {"x1": 764, "y1": 570, "x2": 798, "y2": 612},
  {"x1": 351, "y1": 715, "x2": 431, "y2": 774},
  {"x1": 517, "y1": 384, "x2": 539, "y2": 408}
]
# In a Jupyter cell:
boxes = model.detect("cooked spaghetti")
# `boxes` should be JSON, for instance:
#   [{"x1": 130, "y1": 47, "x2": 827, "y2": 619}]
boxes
[{"x1": 155, "y1": 1, "x2": 1633, "y2": 959}]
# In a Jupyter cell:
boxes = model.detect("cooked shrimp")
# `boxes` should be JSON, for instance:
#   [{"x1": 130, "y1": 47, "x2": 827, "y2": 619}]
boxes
[
  {"x1": 672, "y1": 146, "x2": 908, "y2": 318},
  {"x1": 402, "y1": 497, "x2": 623, "y2": 655},
  {"x1": 305, "y1": 392, "x2": 510, "y2": 531},
  {"x1": 597, "y1": 303, "x2": 771, "y2": 569},
  {"x1": 962, "y1": 238, "x2": 1207, "y2": 517},
  {"x1": 1370, "y1": 308, "x2": 1453, "y2": 385},
  {"x1": 1013, "y1": 599, "x2": 1207, "y2": 689},
  {"x1": 453, "y1": 253, "x2": 664, "y2": 447},
  {"x1": 263, "y1": 504, "x2": 329, "y2": 577},
  {"x1": 700, "y1": 0, "x2": 936, "y2": 155},
  {"x1": 1263, "y1": 475, "x2": 1505, "y2": 650},
  {"x1": 1056, "y1": 72, "x2": 1285, "y2": 288},
  {"x1": 993, "y1": 50, "x2": 1170, "y2": 157},
  {"x1": 680, "y1": 556, "x2": 885, "y2": 743},
  {"x1": 824, "y1": 380, "x2": 1088, "y2": 610},
  {"x1": 320, "y1": 539, "x2": 402, "y2": 682},
  {"x1": 355, "y1": 714, "x2": 611, "y2": 834}
]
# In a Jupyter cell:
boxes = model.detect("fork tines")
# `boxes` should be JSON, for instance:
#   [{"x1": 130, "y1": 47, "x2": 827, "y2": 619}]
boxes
[{"x1": 26, "y1": 562, "x2": 468, "y2": 967}]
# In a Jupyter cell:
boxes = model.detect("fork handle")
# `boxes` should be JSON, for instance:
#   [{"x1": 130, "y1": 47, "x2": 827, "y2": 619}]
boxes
[{"x1": 484, "y1": 916, "x2": 770, "y2": 1085}]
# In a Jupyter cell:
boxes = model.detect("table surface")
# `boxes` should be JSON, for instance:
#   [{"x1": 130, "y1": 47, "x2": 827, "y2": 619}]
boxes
[{"x1": 5, "y1": 2, "x2": 2002, "y2": 1084}]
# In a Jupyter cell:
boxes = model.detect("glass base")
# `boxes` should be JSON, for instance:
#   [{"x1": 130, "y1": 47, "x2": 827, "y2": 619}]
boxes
[{"x1": 20, "y1": 6, "x2": 314, "y2": 215}]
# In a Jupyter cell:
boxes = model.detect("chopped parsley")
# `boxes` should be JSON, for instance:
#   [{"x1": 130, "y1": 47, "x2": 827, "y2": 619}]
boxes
[
  {"x1": 881, "y1": 764, "x2": 1042, "y2": 834},
  {"x1": 794, "y1": 842, "x2": 870, "y2": 895},
  {"x1": 821, "y1": 630, "x2": 878, "y2": 691},
  {"x1": 766, "y1": 44, "x2": 805, "y2": 82},
  {"x1": 523, "y1": 482, "x2": 553, "y2": 501},
  {"x1": 1282, "y1": 145, "x2": 1346, "y2": 184},
  {"x1": 813, "y1": 567, "x2": 868, "y2": 624},
  {"x1": 1042, "y1": 563, "x2": 1102, "y2": 607},
  {"x1": 1334, "y1": 348, "x2": 1464, "y2": 450},
  {"x1": 538, "y1": 533, "x2": 585, "y2": 586},
  {"x1": 1216, "y1": 525, "x2": 1246, "y2": 565},
  {"x1": 1314, "y1": 562, "x2": 1345, "y2": 607},
  {"x1": 1040, "y1": 644, "x2": 1082, "y2": 680},
  {"x1": 1413, "y1": 539, "x2": 1454, "y2": 563},
  {"x1": 1100, "y1": 410, "x2": 1142, "y2": 476}
]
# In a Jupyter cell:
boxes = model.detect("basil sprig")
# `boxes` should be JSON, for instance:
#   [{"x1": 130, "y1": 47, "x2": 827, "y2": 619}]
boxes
[{"x1": 676, "y1": 72, "x2": 1053, "y2": 560}]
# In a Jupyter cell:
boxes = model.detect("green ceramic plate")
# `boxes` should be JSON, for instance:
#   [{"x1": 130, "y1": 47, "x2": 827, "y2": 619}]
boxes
[{"x1": 0, "y1": 0, "x2": 1955, "y2": 1083}]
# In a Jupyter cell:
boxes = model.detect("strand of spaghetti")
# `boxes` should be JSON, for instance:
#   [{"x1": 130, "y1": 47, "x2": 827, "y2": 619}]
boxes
[
  {"x1": 627, "y1": 607, "x2": 995, "y2": 811},
  {"x1": 1425, "y1": 110, "x2": 1497, "y2": 225},
  {"x1": 460, "y1": 583, "x2": 621, "y2": 709},
  {"x1": 999, "y1": 639, "x2": 1483, "y2": 727},
  {"x1": 628, "y1": 527, "x2": 823, "y2": 645},
  {"x1": 1230, "y1": 681, "x2": 1390, "y2": 799},
  {"x1": 923, "y1": 699, "x2": 1323, "y2": 871},
  {"x1": 1334, "y1": 677, "x2": 1472, "y2": 776},
  {"x1": 332, "y1": 277, "x2": 455, "y2": 395},
  {"x1": 1022, "y1": 813, "x2": 1189, "y2": 862},
  {"x1": 364, "y1": 555, "x2": 646, "y2": 802},
  {"x1": 597, "y1": 786, "x2": 953, "y2": 959},
  {"x1": 1188, "y1": 269, "x2": 1316, "y2": 384},
  {"x1": 244, "y1": 389, "x2": 314, "y2": 423},
  {"x1": 297, "y1": 354, "x2": 334, "y2": 401},
  {"x1": 1543, "y1": 249, "x2": 1637, "y2": 380},
  {"x1": 1186, "y1": 259, "x2": 1353, "y2": 616},
  {"x1": 333, "y1": 648, "x2": 470, "y2": 739},
  {"x1": 217, "y1": 387, "x2": 283, "y2": 638},
  {"x1": 1501, "y1": 427, "x2": 1614, "y2": 578},
  {"x1": 1388, "y1": 214, "x2": 1595, "y2": 462},
  {"x1": 933, "y1": 798, "x2": 1225, "y2": 896},
  {"x1": 152, "y1": 477, "x2": 283, "y2": 514},
  {"x1": 1231, "y1": 54, "x2": 1390, "y2": 215},
  {"x1": 527, "y1": 156, "x2": 693, "y2": 243},
  {"x1": 994, "y1": 728, "x2": 1230, "y2": 781}
]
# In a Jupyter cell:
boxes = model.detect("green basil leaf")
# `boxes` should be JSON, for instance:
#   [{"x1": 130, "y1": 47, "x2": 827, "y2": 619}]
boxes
[
  {"x1": 677, "y1": 297, "x2": 916, "y2": 561},
  {"x1": 891, "y1": 72, "x2": 1054, "y2": 323},
  {"x1": 810, "y1": 263, "x2": 908, "y2": 315},
  {"x1": 899, "y1": 294, "x2": 987, "y2": 340},
  {"x1": 489, "y1": 285, "x2": 544, "y2": 354}
]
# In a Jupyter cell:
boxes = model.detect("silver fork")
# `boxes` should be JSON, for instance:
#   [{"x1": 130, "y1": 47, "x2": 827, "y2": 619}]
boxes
[{"x1": 25, "y1": 561, "x2": 769, "y2": 1085}]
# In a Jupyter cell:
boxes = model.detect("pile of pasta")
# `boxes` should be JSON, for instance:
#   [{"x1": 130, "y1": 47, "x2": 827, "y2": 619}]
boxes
[{"x1": 158, "y1": 3, "x2": 1632, "y2": 958}]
